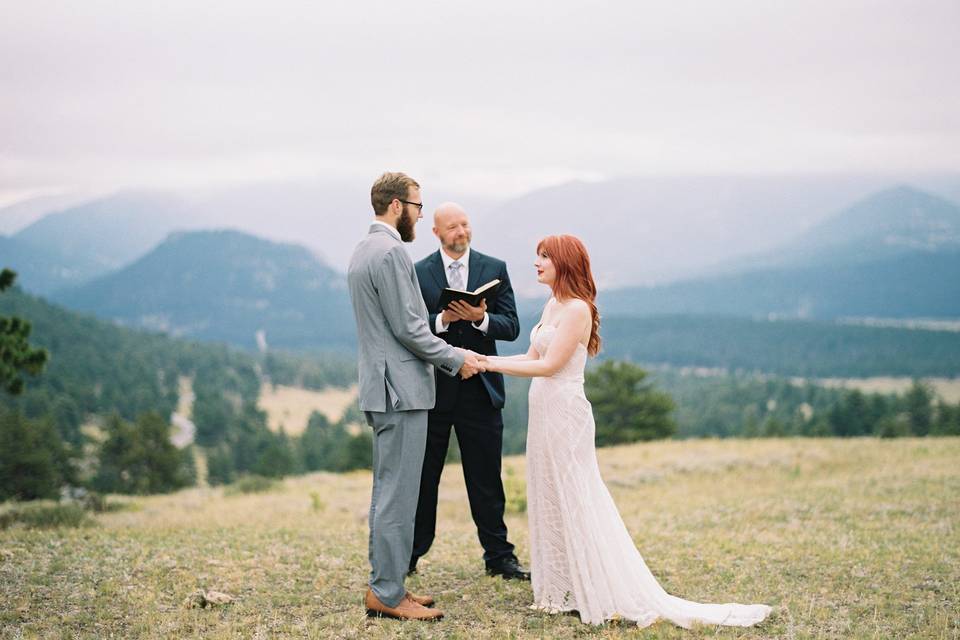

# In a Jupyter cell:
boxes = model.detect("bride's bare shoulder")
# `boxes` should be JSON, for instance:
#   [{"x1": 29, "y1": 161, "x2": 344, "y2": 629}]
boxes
[
  {"x1": 552, "y1": 299, "x2": 591, "y2": 328},
  {"x1": 559, "y1": 298, "x2": 591, "y2": 315}
]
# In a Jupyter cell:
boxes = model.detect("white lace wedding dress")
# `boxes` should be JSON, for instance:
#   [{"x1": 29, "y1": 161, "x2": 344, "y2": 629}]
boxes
[{"x1": 525, "y1": 324, "x2": 773, "y2": 627}]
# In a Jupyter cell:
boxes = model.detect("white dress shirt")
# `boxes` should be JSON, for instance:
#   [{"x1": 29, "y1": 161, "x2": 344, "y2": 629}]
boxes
[{"x1": 436, "y1": 246, "x2": 490, "y2": 334}]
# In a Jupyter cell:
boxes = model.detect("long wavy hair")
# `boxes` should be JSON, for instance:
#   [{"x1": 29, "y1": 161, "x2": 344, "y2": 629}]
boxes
[{"x1": 536, "y1": 234, "x2": 601, "y2": 356}]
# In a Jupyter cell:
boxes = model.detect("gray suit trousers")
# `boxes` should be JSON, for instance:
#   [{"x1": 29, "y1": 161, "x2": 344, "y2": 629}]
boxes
[{"x1": 365, "y1": 407, "x2": 428, "y2": 607}]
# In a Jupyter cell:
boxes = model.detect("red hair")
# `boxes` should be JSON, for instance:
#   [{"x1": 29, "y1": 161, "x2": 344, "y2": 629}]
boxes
[{"x1": 536, "y1": 234, "x2": 601, "y2": 356}]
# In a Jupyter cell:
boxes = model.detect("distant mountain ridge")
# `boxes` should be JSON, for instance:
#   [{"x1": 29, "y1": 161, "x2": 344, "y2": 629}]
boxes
[
  {"x1": 719, "y1": 186, "x2": 960, "y2": 273},
  {"x1": 0, "y1": 235, "x2": 91, "y2": 295},
  {"x1": 474, "y1": 174, "x2": 960, "y2": 295},
  {"x1": 8, "y1": 179, "x2": 960, "y2": 349},
  {"x1": 1, "y1": 181, "x2": 486, "y2": 295},
  {"x1": 6, "y1": 191, "x2": 202, "y2": 294},
  {"x1": 601, "y1": 186, "x2": 960, "y2": 319},
  {"x1": 600, "y1": 250, "x2": 960, "y2": 319},
  {"x1": 0, "y1": 191, "x2": 95, "y2": 235},
  {"x1": 53, "y1": 229, "x2": 355, "y2": 350},
  {"x1": 6, "y1": 174, "x2": 960, "y2": 299}
]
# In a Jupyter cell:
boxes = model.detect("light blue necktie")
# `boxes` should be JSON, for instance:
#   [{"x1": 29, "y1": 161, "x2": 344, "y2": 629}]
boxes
[{"x1": 448, "y1": 261, "x2": 465, "y2": 290}]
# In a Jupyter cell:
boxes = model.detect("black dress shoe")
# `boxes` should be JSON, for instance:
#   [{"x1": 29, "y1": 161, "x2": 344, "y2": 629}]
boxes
[{"x1": 485, "y1": 557, "x2": 531, "y2": 581}]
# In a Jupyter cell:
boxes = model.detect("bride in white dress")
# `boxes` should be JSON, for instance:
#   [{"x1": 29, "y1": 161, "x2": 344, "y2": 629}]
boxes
[{"x1": 482, "y1": 234, "x2": 772, "y2": 628}]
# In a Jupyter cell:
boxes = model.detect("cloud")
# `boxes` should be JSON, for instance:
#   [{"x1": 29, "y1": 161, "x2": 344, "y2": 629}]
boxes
[{"x1": 1, "y1": 0, "x2": 958, "y2": 198}]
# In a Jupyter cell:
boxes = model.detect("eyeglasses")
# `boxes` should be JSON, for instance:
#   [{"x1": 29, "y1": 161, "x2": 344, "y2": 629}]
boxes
[{"x1": 399, "y1": 199, "x2": 423, "y2": 212}]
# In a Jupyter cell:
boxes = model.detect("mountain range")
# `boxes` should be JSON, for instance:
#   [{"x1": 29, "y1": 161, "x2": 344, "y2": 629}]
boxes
[
  {"x1": 1, "y1": 191, "x2": 203, "y2": 294},
  {"x1": 471, "y1": 174, "x2": 960, "y2": 295},
  {"x1": 0, "y1": 179, "x2": 489, "y2": 294},
  {"x1": 0, "y1": 191, "x2": 96, "y2": 236},
  {"x1": 599, "y1": 186, "x2": 960, "y2": 320},
  {"x1": 52, "y1": 230, "x2": 354, "y2": 350},
  {"x1": 5, "y1": 173, "x2": 960, "y2": 297},
  {"x1": 3, "y1": 177, "x2": 960, "y2": 352}
]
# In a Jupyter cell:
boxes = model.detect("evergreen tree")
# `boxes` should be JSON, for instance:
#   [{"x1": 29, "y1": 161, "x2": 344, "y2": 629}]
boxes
[
  {"x1": 761, "y1": 416, "x2": 786, "y2": 437},
  {"x1": 903, "y1": 380, "x2": 934, "y2": 436},
  {"x1": 300, "y1": 412, "x2": 332, "y2": 472},
  {"x1": 0, "y1": 409, "x2": 72, "y2": 500},
  {"x1": 297, "y1": 410, "x2": 371, "y2": 473},
  {"x1": 93, "y1": 412, "x2": 193, "y2": 494},
  {"x1": 803, "y1": 417, "x2": 833, "y2": 437},
  {"x1": 741, "y1": 406, "x2": 761, "y2": 438},
  {"x1": 0, "y1": 269, "x2": 48, "y2": 395},
  {"x1": 206, "y1": 445, "x2": 235, "y2": 485},
  {"x1": 866, "y1": 394, "x2": 892, "y2": 435},
  {"x1": 253, "y1": 427, "x2": 296, "y2": 478},
  {"x1": 585, "y1": 360, "x2": 676, "y2": 445},
  {"x1": 136, "y1": 412, "x2": 195, "y2": 492},
  {"x1": 828, "y1": 390, "x2": 872, "y2": 436},
  {"x1": 933, "y1": 400, "x2": 960, "y2": 436},
  {"x1": 93, "y1": 414, "x2": 140, "y2": 494},
  {"x1": 344, "y1": 427, "x2": 373, "y2": 470},
  {"x1": 875, "y1": 413, "x2": 911, "y2": 438}
]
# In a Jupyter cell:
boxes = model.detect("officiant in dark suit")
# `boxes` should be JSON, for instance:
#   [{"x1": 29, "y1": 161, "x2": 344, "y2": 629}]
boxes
[{"x1": 410, "y1": 202, "x2": 529, "y2": 580}]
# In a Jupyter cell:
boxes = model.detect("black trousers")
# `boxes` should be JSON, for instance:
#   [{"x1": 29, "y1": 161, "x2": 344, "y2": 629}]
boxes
[{"x1": 411, "y1": 376, "x2": 515, "y2": 566}]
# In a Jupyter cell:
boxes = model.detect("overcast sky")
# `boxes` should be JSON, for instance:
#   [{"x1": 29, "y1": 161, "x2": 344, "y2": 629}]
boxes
[{"x1": 1, "y1": 0, "x2": 958, "y2": 205}]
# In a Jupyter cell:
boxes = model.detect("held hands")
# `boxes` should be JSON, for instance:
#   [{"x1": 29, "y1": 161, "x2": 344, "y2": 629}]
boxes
[
  {"x1": 456, "y1": 349, "x2": 488, "y2": 379},
  {"x1": 442, "y1": 299, "x2": 487, "y2": 324}
]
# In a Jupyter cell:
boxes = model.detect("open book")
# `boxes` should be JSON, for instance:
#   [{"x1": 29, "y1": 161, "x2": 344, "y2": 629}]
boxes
[{"x1": 437, "y1": 278, "x2": 501, "y2": 309}]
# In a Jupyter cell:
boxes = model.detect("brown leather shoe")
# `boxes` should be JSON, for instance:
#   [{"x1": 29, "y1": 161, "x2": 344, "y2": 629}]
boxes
[
  {"x1": 406, "y1": 590, "x2": 435, "y2": 607},
  {"x1": 364, "y1": 588, "x2": 444, "y2": 621}
]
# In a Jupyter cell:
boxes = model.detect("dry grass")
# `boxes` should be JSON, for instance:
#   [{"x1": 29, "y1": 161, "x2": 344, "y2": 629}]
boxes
[
  {"x1": 258, "y1": 384, "x2": 359, "y2": 436},
  {"x1": 815, "y1": 376, "x2": 960, "y2": 402},
  {"x1": 2, "y1": 438, "x2": 958, "y2": 639}
]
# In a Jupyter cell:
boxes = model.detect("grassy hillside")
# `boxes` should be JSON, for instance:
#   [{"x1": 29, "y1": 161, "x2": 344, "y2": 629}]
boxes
[{"x1": 2, "y1": 438, "x2": 957, "y2": 638}]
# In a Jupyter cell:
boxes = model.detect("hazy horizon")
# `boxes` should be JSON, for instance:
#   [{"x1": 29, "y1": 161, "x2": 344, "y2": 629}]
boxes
[{"x1": 5, "y1": 172, "x2": 960, "y2": 299}]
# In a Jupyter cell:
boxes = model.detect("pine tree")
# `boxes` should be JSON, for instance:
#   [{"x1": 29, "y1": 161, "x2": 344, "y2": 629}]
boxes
[
  {"x1": 904, "y1": 380, "x2": 934, "y2": 436},
  {"x1": 0, "y1": 409, "x2": 72, "y2": 500},
  {"x1": 933, "y1": 400, "x2": 960, "y2": 436},
  {"x1": 93, "y1": 414, "x2": 142, "y2": 494},
  {"x1": 300, "y1": 412, "x2": 332, "y2": 471},
  {"x1": 136, "y1": 412, "x2": 195, "y2": 493},
  {"x1": 253, "y1": 427, "x2": 296, "y2": 478},
  {"x1": 93, "y1": 412, "x2": 193, "y2": 494},
  {"x1": 206, "y1": 445, "x2": 235, "y2": 485},
  {"x1": 0, "y1": 269, "x2": 49, "y2": 395},
  {"x1": 585, "y1": 360, "x2": 676, "y2": 446}
]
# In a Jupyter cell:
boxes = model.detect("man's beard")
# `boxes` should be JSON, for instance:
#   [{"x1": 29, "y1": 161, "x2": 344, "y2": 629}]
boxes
[
  {"x1": 397, "y1": 208, "x2": 416, "y2": 242},
  {"x1": 445, "y1": 235, "x2": 471, "y2": 254}
]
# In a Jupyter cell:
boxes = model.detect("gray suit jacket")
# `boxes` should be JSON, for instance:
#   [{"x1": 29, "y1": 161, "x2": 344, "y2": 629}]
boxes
[{"x1": 348, "y1": 223, "x2": 465, "y2": 412}]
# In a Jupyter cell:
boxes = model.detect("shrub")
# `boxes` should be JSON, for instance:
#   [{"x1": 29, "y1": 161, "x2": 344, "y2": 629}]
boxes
[
  {"x1": 224, "y1": 474, "x2": 278, "y2": 496},
  {"x1": 0, "y1": 502, "x2": 92, "y2": 530}
]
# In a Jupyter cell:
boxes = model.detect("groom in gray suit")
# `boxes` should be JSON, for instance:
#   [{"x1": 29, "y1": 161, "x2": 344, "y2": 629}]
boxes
[{"x1": 348, "y1": 172, "x2": 484, "y2": 621}]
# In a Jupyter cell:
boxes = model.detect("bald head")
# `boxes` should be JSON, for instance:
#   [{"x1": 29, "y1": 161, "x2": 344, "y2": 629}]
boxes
[
  {"x1": 433, "y1": 202, "x2": 467, "y2": 226},
  {"x1": 432, "y1": 201, "x2": 472, "y2": 258}
]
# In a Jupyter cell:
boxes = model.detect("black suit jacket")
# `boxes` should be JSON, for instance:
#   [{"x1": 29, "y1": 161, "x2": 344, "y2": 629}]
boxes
[{"x1": 415, "y1": 249, "x2": 520, "y2": 411}]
